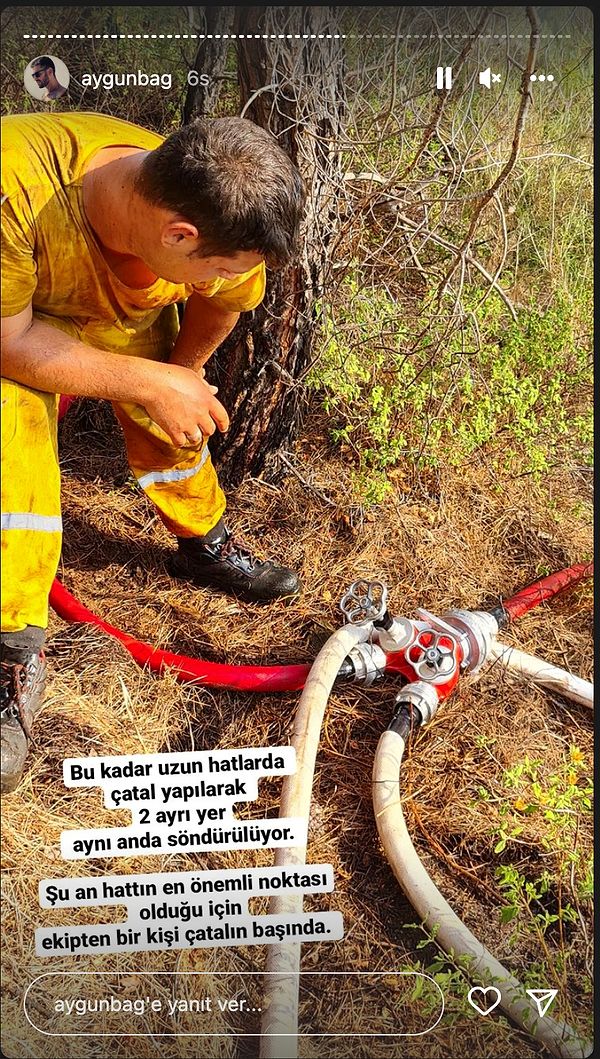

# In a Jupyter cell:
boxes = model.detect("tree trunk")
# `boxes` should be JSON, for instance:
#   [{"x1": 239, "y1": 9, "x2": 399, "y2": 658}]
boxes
[
  {"x1": 207, "y1": 5, "x2": 347, "y2": 486},
  {"x1": 182, "y1": 6, "x2": 235, "y2": 122}
]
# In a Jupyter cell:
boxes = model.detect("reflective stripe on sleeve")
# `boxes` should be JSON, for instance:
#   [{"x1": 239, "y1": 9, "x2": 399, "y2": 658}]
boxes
[
  {"x1": 136, "y1": 447, "x2": 210, "y2": 491},
  {"x1": 1, "y1": 513, "x2": 63, "y2": 532}
]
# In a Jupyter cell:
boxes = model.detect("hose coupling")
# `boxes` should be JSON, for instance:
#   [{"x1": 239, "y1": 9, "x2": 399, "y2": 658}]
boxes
[
  {"x1": 346, "y1": 642, "x2": 387, "y2": 686},
  {"x1": 340, "y1": 579, "x2": 389, "y2": 626},
  {"x1": 375, "y1": 615, "x2": 415, "y2": 653},
  {"x1": 393, "y1": 680, "x2": 439, "y2": 726},
  {"x1": 442, "y1": 610, "x2": 499, "y2": 674}
]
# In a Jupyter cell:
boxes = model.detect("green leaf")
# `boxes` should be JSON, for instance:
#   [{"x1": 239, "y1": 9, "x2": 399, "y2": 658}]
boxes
[{"x1": 500, "y1": 905, "x2": 519, "y2": 924}]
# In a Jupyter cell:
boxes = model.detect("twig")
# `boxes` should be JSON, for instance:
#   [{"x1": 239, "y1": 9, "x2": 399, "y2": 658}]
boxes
[
  {"x1": 279, "y1": 452, "x2": 338, "y2": 508},
  {"x1": 475, "y1": 191, "x2": 510, "y2": 313},
  {"x1": 397, "y1": 211, "x2": 518, "y2": 320}
]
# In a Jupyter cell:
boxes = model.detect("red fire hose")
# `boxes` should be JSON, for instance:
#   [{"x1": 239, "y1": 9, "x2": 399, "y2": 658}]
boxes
[
  {"x1": 49, "y1": 565, "x2": 592, "y2": 693},
  {"x1": 49, "y1": 579, "x2": 311, "y2": 692},
  {"x1": 500, "y1": 562, "x2": 593, "y2": 622}
]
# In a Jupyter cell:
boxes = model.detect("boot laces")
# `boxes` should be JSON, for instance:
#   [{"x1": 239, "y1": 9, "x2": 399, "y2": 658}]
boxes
[
  {"x1": 0, "y1": 661, "x2": 34, "y2": 740},
  {"x1": 220, "y1": 534, "x2": 262, "y2": 572}
]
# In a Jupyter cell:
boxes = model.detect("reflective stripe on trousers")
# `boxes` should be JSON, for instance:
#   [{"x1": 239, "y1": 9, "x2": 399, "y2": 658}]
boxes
[
  {"x1": 1, "y1": 380, "x2": 225, "y2": 633},
  {"x1": 1, "y1": 513, "x2": 63, "y2": 532},
  {"x1": 136, "y1": 444, "x2": 209, "y2": 490},
  {"x1": 1, "y1": 382, "x2": 62, "y2": 632}
]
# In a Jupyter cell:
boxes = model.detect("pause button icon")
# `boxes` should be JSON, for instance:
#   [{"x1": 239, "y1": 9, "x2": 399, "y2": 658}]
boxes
[{"x1": 436, "y1": 66, "x2": 453, "y2": 90}]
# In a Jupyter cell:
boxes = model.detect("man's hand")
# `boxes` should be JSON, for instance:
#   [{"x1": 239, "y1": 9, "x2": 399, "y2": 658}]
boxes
[
  {"x1": 1, "y1": 304, "x2": 230, "y2": 445},
  {"x1": 141, "y1": 361, "x2": 230, "y2": 445}
]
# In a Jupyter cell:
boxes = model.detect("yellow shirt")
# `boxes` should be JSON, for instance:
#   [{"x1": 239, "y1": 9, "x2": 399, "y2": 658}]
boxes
[{"x1": 1, "y1": 112, "x2": 266, "y2": 356}]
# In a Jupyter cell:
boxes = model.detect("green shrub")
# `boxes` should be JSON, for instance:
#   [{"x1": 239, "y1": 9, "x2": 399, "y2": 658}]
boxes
[{"x1": 309, "y1": 280, "x2": 592, "y2": 502}]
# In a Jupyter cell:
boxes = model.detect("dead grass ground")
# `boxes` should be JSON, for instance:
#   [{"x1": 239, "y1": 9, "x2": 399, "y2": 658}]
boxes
[{"x1": 1, "y1": 400, "x2": 594, "y2": 1059}]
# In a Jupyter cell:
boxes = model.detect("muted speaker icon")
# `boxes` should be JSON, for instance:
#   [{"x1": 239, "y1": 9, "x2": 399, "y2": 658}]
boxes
[{"x1": 479, "y1": 68, "x2": 501, "y2": 87}]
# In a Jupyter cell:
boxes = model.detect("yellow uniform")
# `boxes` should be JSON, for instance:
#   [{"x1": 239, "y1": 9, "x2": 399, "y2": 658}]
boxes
[{"x1": 1, "y1": 112, "x2": 266, "y2": 633}]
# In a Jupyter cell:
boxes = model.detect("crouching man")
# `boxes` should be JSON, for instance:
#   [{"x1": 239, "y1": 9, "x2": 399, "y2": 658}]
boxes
[{"x1": 1, "y1": 111, "x2": 305, "y2": 793}]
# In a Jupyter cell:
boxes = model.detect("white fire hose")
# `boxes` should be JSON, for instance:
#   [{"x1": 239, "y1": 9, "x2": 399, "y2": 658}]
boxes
[
  {"x1": 490, "y1": 641, "x2": 593, "y2": 709},
  {"x1": 259, "y1": 621, "x2": 371, "y2": 1059},
  {"x1": 372, "y1": 730, "x2": 591, "y2": 1059}
]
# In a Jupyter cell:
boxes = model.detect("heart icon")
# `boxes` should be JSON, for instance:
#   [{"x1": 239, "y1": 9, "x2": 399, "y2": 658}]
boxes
[{"x1": 467, "y1": 986, "x2": 502, "y2": 1016}]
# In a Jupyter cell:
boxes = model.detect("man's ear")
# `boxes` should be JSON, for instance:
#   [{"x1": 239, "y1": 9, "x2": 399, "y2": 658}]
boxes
[{"x1": 161, "y1": 221, "x2": 199, "y2": 248}]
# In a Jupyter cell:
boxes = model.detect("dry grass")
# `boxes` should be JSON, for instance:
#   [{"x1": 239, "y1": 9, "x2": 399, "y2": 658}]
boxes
[{"x1": 1, "y1": 400, "x2": 593, "y2": 1059}]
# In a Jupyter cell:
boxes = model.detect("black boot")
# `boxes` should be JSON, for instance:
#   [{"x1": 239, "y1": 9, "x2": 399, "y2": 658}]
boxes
[
  {"x1": 169, "y1": 519, "x2": 300, "y2": 602},
  {"x1": 1, "y1": 644, "x2": 47, "y2": 794}
]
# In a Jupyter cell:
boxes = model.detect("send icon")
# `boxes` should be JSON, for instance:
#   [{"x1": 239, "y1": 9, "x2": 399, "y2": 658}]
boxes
[{"x1": 526, "y1": 989, "x2": 558, "y2": 1018}]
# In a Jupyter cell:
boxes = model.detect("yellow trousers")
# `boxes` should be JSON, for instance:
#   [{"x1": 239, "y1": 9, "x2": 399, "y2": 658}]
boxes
[{"x1": 1, "y1": 313, "x2": 225, "y2": 634}]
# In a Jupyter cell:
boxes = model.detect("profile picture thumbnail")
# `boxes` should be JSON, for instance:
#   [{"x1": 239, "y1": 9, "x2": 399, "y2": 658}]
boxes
[{"x1": 24, "y1": 55, "x2": 70, "y2": 101}]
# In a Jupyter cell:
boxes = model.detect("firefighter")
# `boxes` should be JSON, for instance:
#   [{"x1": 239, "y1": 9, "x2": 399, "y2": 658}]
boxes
[{"x1": 1, "y1": 112, "x2": 305, "y2": 792}]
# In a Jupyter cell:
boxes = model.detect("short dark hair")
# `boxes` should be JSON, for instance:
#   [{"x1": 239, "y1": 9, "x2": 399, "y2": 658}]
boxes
[
  {"x1": 135, "y1": 117, "x2": 305, "y2": 268},
  {"x1": 32, "y1": 56, "x2": 55, "y2": 74}
]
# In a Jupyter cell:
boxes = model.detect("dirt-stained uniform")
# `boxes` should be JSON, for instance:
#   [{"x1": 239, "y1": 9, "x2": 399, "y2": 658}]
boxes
[{"x1": 1, "y1": 112, "x2": 266, "y2": 633}]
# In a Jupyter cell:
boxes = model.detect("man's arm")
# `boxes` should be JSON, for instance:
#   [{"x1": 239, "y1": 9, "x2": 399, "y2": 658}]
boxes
[
  {"x1": 169, "y1": 293, "x2": 239, "y2": 373},
  {"x1": 1, "y1": 302, "x2": 230, "y2": 445}
]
